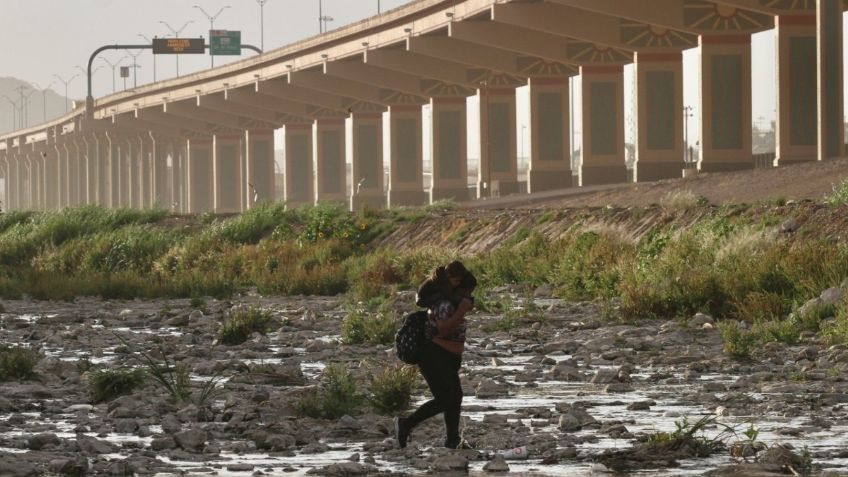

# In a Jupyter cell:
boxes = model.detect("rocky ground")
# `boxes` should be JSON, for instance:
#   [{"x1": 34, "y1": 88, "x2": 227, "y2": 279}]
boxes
[{"x1": 1, "y1": 285, "x2": 848, "y2": 476}]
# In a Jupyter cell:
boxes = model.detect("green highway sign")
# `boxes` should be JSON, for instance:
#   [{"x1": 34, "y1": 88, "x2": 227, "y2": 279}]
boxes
[{"x1": 210, "y1": 30, "x2": 241, "y2": 56}]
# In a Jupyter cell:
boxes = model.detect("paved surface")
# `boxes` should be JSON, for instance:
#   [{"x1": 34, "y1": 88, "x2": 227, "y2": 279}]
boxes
[{"x1": 460, "y1": 158, "x2": 848, "y2": 209}]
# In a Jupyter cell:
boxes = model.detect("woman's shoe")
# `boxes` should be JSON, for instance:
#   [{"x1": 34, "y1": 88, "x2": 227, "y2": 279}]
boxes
[{"x1": 394, "y1": 417, "x2": 409, "y2": 449}]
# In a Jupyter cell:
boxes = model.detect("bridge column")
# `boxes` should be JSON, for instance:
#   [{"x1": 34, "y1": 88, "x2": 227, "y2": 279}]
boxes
[
  {"x1": 173, "y1": 140, "x2": 189, "y2": 213},
  {"x1": 187, "y1": 138, "x2": 214, "y2": 214},
  {"x1": 0, "y1": 155, "x2": 6, "y2": 212},
  {"x1": 527, "y1": 77, "x2": 572, "y2": 193},
  {"x1": 698, "y1": 35, "x2": 753, "y2": 172},
  {"x1": 34, "y1": 150, "x2": 45, "y2": 210},
  {"x1": 634, "y1": 52, "x2": 684, "y2": 182},
  {"x1": 580, "y1": 65, "x2": 627, "y2": 186},
  {"x1": 430, "y1": 97, "x2": 469, "y2": 202},
  {"x1": 56, "y1": 142, "x2": 70, "y2": 208},
  {"x1": 71, "y1": 140, "x2": 84, "y2": 207},
  {"x1": 213, "y1": 134, "x2": 244, "y2": 213},
  {"x1": 112, "y1": 137, "x2": 130, "y2": 208},
  {"x1": 96, "y1": 133, "x2": 112, "y2": 208},
  {"x1": 149, "y1": 134, "x2": 169, "y2": 209},
  {"x1": 775, "y1": 16, "x2": 817, "y2": 166},
  {"x1": 350, "y1": 113, "x2": 385, "y2": 210},
  {"x1": 314, "y1": 119, "x2": 346, "y2": 205},
  {"x1": 283, "y1": 124, "x2": 314, "y2": 207},
  {"x1": 478, "y1": 88, "x2": 518, "y2": 198},
  {"x1": 245, "y1": 129, "x2": 276, "y2": 209},
  {"x1": 81, "y1": 136, "x2": 94, "y2": 205},
  {"x1": 817, "y1": 0, "x2": 844, "y2": 161},
  {"x1": 23, "y1": 154, "x2": 34, "y2": 210},
  {"x1": 131, "y1": 135, "x2": 145, "y2": 209},
  {"x1": 387, "y1": 105, "x2": 426, "y2": 207},
  {"x1": 5, "y1": 153, "x2": 15, "y2": 211}
]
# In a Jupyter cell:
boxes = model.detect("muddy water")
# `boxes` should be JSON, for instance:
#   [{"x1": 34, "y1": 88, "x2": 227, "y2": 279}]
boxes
[{"x1": 1, "y1": 294, "x2": 847, "y2": 476}]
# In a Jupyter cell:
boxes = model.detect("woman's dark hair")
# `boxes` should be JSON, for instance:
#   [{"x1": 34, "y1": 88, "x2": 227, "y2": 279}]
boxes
[{"x1": 445, "y1": 260, "x2": 468, "y2": 278}]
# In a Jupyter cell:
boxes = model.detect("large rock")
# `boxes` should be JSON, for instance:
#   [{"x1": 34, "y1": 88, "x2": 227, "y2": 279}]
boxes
[
  {"x1": 551, "y1": 361, "x2": 582, "y2": 381},
  {"x1": 431, "y1": 455, "x2": 469, "y2": 472},
  {"x1": 820, "y1": 287, "x2": 846, "y2": 307},
  {"x1": 173, "y1": 429, "x2": 207, "y2": 452},
  {"x1": 483, "y1": 454, "x2": 510, "y2": 472},
  {"x1": 76, "y1": 435, "x2": 118, "y2": 454},
  {"x1": 50, "y1": 455, "x2": 89, "y2": 475},
  {"x1": 315, "y1": 462, "x2": 373, "y2": 476},
  {"x1": 558, "y1": 408, "x2": 597, "y2": 432},
  {"x1": 0, "y1": 454, "x2": 38, "y2": 477},
  {"x1": 27, "y1": 433, "x2": 61, "y2": 450},
  {"x1": 475, "y1": 379, "x2": 508, "y2": 399}
]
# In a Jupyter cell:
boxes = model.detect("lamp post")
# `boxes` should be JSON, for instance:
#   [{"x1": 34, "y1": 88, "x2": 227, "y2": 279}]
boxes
[
  {"x1": 76, "y1": 65, "x2": 102, "y2": 98},
  {"x1": 480, "y1": 80, "x2": 491, "y2": 197},
  {"x1": 52, "y1": 75, "x2": 78, "y2": 113},
  {"x1": 31, "y1": 81, "x2": 56, "y2": 123},
  {"x1": 318, "y1": 0, "x2": 333, "y2": 33},
  {"x1": 158, "y1": 20, "x2": 195, "y2": 77},
  {"x1": 124, "y1": 49, "x2": 144, "y2": 88},
  {"x1": 2, "y1": 95, "x2": 18, "y2": 130},
  {"x1": 138, "y1": 34, "x2": 158, "y2": 82},
  {"x1": 194, "y1": 5, "x2": 231, "y2": 67},
  {"x1": 101, "y1": 56, "x2": 128, "y2": 94},
  {"x1": 377, "y1": 0, "x2": 381, "y2": 14},
  {"x1": 255, "y1": 0, "x2": 270, "y2": 52}
]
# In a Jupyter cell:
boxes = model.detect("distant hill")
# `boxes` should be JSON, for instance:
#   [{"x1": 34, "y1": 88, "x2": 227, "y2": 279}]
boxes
[{"x1": 0, "y1": 77, "x2": 70, "y2": 134}]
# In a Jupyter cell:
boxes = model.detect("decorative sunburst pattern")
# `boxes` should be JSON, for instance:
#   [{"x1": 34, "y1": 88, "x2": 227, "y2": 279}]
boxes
[
  {"x1": 306, "y1": 106, "x2": 347, "y2": 119},
  {"x1": 379, "y1": 90, "x2": 426, "y2": 104},
  {"x1": 620, "y1": 20, "x2": 698, "y2": 48},
  {"x1": 566, "y1": 42, "x2": 632, "y2": 63},
  {"x1": 758, "y1": 0, "x2": 815, "y2": 9},
  {"x1": 419, "y1": 80, "x2": 474, "y2": 97},
  {"x1": 684, "y1": 0, "x2": 772, "y2": 30},
  {"x1": 466, "y1": 69, "x2": 525, "y2": 86},
  {"x1": 344, "y1": 100, "x2": 386, "y2": 113},
  {"x1": 516, "y1": 57, "x2": 578, "y2": 77}
]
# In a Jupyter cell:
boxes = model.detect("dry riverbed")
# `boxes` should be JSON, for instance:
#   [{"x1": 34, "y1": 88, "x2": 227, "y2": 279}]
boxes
[{"x1": 1, "y1": 289, "x2": 848, "y2": 476}]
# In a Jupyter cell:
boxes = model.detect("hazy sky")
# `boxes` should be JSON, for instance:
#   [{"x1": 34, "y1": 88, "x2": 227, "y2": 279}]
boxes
[{"x1": 1, "y1": 1, "x2": 844, "y2": 154}]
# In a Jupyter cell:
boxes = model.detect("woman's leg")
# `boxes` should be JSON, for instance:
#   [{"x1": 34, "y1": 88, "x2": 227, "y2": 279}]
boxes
[
  {"x1": 442, "y1": 353, "x2": 463, "y2": 447},
  {"x1": 404, "y1": 344, "x2": 452, "y2": 429}
]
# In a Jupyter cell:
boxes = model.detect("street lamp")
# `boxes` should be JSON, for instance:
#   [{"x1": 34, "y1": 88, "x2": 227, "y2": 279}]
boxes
[
  {"x1": 318, "y1": 0, "x2": 334, "y2": 33},
  {"x1": 138, "y1": 34, "x2": 158, "y2": 82},
  {"x1": 52, "y1": 74, "x2": 78, "y2": 113},
  {"x1": 101, "y1": 56, "x2": 128, "y2": 94},
  {"x1": 31, "y1": 81, "x2": 56, "y2": 123},
  {"x1": 2, "y1": 95, "x2": 18, "y2": 130},
  {"x1": 76, "y1": 65, "x2": 102, "y2": 98},
  {"x1": 158, "y1": 20, "x2": 195, "y2": 77},
  {"x1": 194, "y1": 5, "x2": 231, "y2": 67},
  {"x1": 124, "y1": 49, "x2": 144, "y2": 88},
  {"x1": 377, "y1": 0, "x2": 381, "y2": 14},
  {"x1": 255, "y1": 0, "x2": 271, "y2": 53}
]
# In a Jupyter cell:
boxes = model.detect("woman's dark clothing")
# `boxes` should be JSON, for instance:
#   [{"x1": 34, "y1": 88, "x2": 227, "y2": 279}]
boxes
[{"x1": 404, "y1": 341, "x2": 463, "y2": 446}]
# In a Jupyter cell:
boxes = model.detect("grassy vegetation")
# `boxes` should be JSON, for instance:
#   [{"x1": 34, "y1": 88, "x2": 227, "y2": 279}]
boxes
[
  {"x1": 0, "y1": 345, "x2": 40, "y2": 381},
  {"x1": 2, "y1": 198, "x2": 848, "y2": 359},
  {"x1": 219, "y1": 307, "x2": 275, "y2": 346},
  {"x1": 366, "y1": 364, "x2": 419, "y2": 415},
  {"x1": 86, "y1": 367, "x2": 146, "y2": 403},
  {"x1": 296, "y1": 363, "x2": 363, "y2": 419}
]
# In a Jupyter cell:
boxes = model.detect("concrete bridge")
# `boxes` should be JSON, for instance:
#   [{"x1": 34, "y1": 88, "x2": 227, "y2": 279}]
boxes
[{"x1": 0, "y1": 0, "x2": 845, "y2": 213}]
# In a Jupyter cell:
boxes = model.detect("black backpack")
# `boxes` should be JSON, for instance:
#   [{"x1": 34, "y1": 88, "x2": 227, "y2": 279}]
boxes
[{"x1": 395, "y1": 310, "x2": 428, "y2": 364}]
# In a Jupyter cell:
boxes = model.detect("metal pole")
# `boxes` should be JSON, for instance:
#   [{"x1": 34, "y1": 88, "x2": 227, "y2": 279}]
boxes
[
  {"x1": 255, "y1": 0, "x2": 269, "y2": 53},
  {"x1": 319, "y1": 0, "x2": 323, "y2": 33}
]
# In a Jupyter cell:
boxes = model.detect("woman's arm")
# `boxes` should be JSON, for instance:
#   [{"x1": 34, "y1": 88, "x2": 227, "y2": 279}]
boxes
[{"x1": 436, "y1": 298, "x2": 473, "y2": 337}]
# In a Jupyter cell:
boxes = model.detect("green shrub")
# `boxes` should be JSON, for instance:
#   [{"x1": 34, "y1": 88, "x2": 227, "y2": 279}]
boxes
[
  {"x1": 659, "y1": 190, "x2": 708, "y2": 212},
  {"x1": 86, "y1": 368, "x2": 146, "y2": 403},
  {"x1": 822, "y1": 306, "x2": 848, "y2": 346},
  {"x1": 345, "y1": 249, "x2": 402, "y2": 300},
  {"x1": 551, "y1": 231, "x2": 632, "y2": 301},
  {"x1": 216, "y1": 202, "x2": 291, "y2": 244},
  {"x1": 0, "y1": 345, "x2": 40, "y2": 381},
  {"x1": 717, "y1": 321, "x2": 757, "y2": 360},
  {"x1": 296, "y1": 363, "x2": 362, "y2": 419},
  {"x1": 752, "y1": 319, "x2": 801, "y2": 345},
  {"x1": 341, "y1": 300, "x2": 399, "y2": 346},
  {"x1": 367, "y1": 365, "x2": 419, "y2": 415},
  {"x1": 732, "y1": 292, "x2": 789, "y2": 323},
  {"x1": 827, "y1": 178, "x2": 848, "y2": 206},
  {"x1": 218, "y1": 306, "x2": 275, "y2": 345}
]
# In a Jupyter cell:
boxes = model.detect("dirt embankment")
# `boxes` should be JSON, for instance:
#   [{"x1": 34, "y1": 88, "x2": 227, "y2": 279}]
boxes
[
  {"x1": 375, "y1": 200, "x2": 848, "y2": 256},
  {"x1": 460, "y1": 157, "x2": 848, "y2": 210}
]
